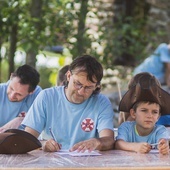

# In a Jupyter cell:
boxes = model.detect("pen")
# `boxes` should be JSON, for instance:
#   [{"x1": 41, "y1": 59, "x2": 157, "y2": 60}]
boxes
[
  {"x1": 150, "y1": 142, "x2": 159, "y2": 146},
  {"x1": 49, "y1": 127, "x2": 57, "y2": 142},
  {"x1": 49, "y1": 127, "x2": 61, "y2": 149}
]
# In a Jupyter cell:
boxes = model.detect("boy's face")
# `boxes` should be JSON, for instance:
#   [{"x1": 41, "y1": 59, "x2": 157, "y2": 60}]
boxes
[{"x1": 130, "y1": 102, "x2": 160, "y2": 130}]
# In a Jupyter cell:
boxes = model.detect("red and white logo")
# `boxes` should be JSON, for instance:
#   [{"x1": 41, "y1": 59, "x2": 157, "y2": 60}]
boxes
[{"x1": 81, "y1": 118, "x2": 94, "y2": 132}]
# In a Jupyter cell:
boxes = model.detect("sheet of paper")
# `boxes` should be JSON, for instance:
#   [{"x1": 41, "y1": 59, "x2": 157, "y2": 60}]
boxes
[
  {"x1": 149, "y1": 149, "x2": 159, "y2": 154},
  {"x1": 56, "y1": 149, "x2": 70, "y2": 155},
  {"x1": 55, "y1": 149, "x2": 102, "y2": 156},
  {"x1": 69, "y1": 150, "x2": 102, "y2": 157}
]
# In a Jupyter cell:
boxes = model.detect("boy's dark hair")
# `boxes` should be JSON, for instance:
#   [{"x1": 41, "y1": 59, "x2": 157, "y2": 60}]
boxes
[
  {"x1": 67, "y1": 54, "x2": 103, "y2": 94},
  {"x1": 132, "y1": 101, "x2": 161, "y2": 113},
  {"x1": 11, "y1": 64, "x2": 40, "y2": 92}
]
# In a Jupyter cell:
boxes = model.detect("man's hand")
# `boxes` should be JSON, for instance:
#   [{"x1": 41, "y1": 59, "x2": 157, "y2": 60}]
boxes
[
  {"x1": 0, "y1": 117, "x2": 24, "y2": 133},
  {"x1": 42, "y1": 139, "x2": 61, "y2": 152},
  {"x1": 69, "y1": 138, "x2": 101, "y2": 153}
]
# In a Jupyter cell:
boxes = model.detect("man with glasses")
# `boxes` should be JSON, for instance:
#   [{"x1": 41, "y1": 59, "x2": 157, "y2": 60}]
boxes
[{"x1": 22, "y1": 55, "x2": 114, "y2": 152}]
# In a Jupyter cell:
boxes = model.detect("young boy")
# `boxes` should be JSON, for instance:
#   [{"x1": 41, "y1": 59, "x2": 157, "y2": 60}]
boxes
[{"x1": 115, "y1": 73, "x2": 170, "y2": 155}]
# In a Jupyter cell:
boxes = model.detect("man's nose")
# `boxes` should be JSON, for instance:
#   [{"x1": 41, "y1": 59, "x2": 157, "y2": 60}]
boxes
[
  {"x1": 10, "y1": 91, "x2": 17, "y2": 98},
  {"x1": 78, "y1": 87, "x2": 86, "y2": 94}
]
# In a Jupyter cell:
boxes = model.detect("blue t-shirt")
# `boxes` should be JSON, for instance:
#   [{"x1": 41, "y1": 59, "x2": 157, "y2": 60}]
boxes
[
  {"x1": 134, "y1": 43, "x2": 170, "y2": 84},
  {"x1": 22, "y1": 86, "x2": 114, "y2": 149},
  {"x1": 0, "y1": 81, "x2": 42, "y2": 127},
  {"x1": 116, "y1": 121, "x2": 168, "y2": 145},
  {"x1": 157, "y1": 115, "x2": 170, "y2": 127}
]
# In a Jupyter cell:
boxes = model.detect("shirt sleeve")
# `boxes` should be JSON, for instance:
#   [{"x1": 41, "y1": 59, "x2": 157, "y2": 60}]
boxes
[{"x1": 116, "y1": 122, "x2": 131, "y2": 141}]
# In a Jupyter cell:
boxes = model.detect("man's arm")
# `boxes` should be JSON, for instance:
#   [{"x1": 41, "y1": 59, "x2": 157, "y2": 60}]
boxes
[
  {"x1": 0, "y1": 117, "x2": 24, "y2": 133},
  {"x1": 96, "y1": 129, "x2": 115, "y2": 150},
  {"x1": 25, "y1": 126, "x2": 40, "y2": 138}
]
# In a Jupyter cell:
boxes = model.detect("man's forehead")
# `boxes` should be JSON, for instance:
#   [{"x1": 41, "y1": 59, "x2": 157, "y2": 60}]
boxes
[
  {"x1": 72, "y1": 71, "x2": 97, "y2": 83},
  {"x1": 9, "y1": 77, "x2": 30, "y2": 91}
]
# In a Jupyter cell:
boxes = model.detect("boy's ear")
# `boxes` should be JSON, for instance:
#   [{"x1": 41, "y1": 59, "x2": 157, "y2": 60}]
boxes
[{"x1": 130, "y1": 109, "x2": 136, "y2": 119}]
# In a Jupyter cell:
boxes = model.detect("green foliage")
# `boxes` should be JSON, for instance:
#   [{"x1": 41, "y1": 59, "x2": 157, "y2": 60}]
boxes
[
  {"x1": 0, "y1": 60, "x2": 9, "y2": 82},
  {"x1": 0, "y1": 0, "x2": 169, "y2": 88},
  {"x1": 101, "y1": 15, "x2": 148, "y2": 68},
  {"x1": 49, "y1": 69, "x2": 58, "y2": 87},
  {"x1": 38, "y1": 67, "x2": 53, "y2": 89}
]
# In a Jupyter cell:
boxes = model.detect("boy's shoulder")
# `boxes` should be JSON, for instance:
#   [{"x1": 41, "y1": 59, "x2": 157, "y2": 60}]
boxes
[{"x1": 119, "y1": 121, "x2": 135, "y2": 129}]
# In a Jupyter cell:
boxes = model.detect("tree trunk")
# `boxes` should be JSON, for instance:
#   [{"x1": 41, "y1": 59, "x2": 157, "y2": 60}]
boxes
[
  {"x1": 75, "y1": 0, "x2": 89, "y2": 58},
  {"x1": 26, "y1": 0, "x2": 43, "y2": 68},
  {"x1": 8, "y1": 24, "x2": 18, "y2": 78}
]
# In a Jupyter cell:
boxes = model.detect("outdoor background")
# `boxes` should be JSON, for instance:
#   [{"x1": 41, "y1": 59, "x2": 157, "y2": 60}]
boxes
[{"x1": 0, "y1": 0, "x2": 170, "y2": 95}]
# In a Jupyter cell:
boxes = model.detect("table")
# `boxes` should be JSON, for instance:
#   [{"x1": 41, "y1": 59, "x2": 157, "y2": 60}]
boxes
[{"x1": 1, "y1": 149, "x2": 170, "y2": 170}]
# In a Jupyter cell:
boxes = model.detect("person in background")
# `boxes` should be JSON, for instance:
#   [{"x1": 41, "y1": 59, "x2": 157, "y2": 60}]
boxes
[
  {"x1": 115, "y1": 73, "x2": 170, "y2": 155},
  {"x1": 22, "y1": 55, "x2": 114, "y2": 152},
  {"x1": 134, "y1": 43, "x2": 170, "y2": 87},
  {"x1": 0, "y1": 64, "x2": 42, "y2": 133},
  {"x1": 56, "y1": 65, "x2": 69, "y2": 86}
]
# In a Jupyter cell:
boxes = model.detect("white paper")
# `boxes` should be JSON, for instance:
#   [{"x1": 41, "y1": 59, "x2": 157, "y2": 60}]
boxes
[
  {"x1": 69, "y1": 150, "x2": 102, "y2": 157},
  {"x1": 149, "y1": 149, "x2": 159, "y2": 154},
  {"x1": 55, "y1": 149, "x2": 102, "y2": 156}
]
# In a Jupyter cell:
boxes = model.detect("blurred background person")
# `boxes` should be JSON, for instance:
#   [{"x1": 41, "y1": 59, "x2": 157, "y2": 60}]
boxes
[
  {"x1": 56, "y1": 65, "x2": 69, "y2": 86},
  {"x1": 134, "y1": 43, "x2": 170, "y2": 88}
]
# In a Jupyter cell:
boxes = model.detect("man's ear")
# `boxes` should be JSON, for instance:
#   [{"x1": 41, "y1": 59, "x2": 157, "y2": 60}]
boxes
[
  {"x1": 66, "y1": 70, "x2": 71, "y2": 81},
  {"x1": 130, "y1": 109, "x2": 136, "y2": 119},
  {"x1": 10, "y1": 73, "x2": 14, "y2": 79}
]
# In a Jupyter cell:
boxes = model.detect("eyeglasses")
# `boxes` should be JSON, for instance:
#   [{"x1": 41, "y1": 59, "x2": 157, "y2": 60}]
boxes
[{"x1": 72, "y1": 78, "x2": 96, "y2": 93}]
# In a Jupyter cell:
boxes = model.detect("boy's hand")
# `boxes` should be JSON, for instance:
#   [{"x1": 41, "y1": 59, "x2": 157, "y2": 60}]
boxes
[
  {"x1": 158, "y1": 138, "x2": 169, "y2": 155},
  {"x1": 134, "y1": 142, "x2": 151, "y2": 153}
]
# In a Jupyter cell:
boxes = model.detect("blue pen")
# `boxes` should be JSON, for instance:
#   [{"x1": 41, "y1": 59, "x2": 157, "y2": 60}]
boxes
[
  {"x1": 49, "y1": 127, "x2": 57, "y2": 142},
  {"x1": 49, "y1": 127, "x2": 61, "y2": 149}
]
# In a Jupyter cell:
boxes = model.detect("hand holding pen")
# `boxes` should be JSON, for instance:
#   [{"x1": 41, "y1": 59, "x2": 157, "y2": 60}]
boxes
[
  {"x1": 42, "y1": 127, "x2": 61, "y2": 152},
  {"x1": 150, "y1": 138, "x2": 169, "y2": 155},
  {"x1": 49, "y1": 127, "x2": 61, "y2": 150},
  {"x1": 157, "y1": 138, "x2": 169, "y2": 155}
]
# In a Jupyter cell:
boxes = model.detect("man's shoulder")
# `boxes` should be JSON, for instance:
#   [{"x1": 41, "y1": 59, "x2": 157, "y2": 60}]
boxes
[
  {"x1": 0, "y1": 82, "x2": 8, "y2": 90},
  {"x1": 37, "y1": 86, "x2": 63, "y2": 98},
  {"x1": 34, "y1": 85, "x2": 42, "y2": 93}
]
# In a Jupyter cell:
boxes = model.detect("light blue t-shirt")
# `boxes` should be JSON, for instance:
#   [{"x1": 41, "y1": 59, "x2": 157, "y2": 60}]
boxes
[
  {"x1": 134, "y1": 43, "x2": 170, "y2": 84},
  {"x1": 0, "y1": 81, "x2": 42, "y2": 127},
  {"x1": 116, "y1": 121, "x2": 168, "y2": 145},
  {"x1": 22, "y1": 86, "x2": 114, "y2": 149}
]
